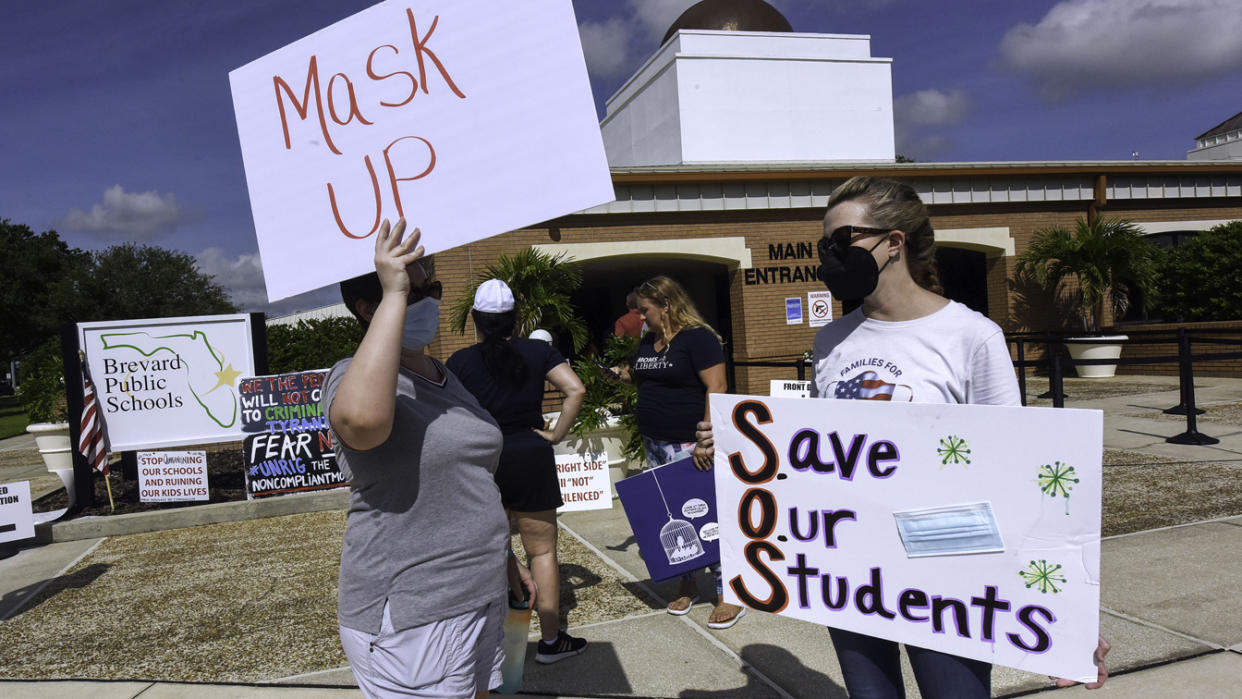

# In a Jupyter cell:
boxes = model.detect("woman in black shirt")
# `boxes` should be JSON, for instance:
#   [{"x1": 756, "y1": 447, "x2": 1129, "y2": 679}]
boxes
[
  {"x1": 611, "y1": 275, "x2": 742, "y2": 629},
  {"x1": 447, "y1": 279, "x2": 589, "y2": 664}
]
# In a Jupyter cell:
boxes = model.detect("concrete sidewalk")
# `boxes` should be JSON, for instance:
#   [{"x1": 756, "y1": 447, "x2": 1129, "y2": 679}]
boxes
[{"x1": 1, "y1": 376, "x2": 1240, "y2": 697}]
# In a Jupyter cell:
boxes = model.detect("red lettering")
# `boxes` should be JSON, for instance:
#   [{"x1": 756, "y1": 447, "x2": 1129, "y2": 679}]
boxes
[
  {"x1": 366, "y1": 44, "x2": 417, "y2": 107},
  {"x1": 327, "y1": 155, "x2": 383, "y2": 239},
  {"x1": 384, "y1": 136, "x2": 436, "y2": 219},
  {"x1": 326, "y1": 73, "x2": 374, "y2": 127},
  {"x1": 406, "y1": 12, "x2": 466, "y2": 99},
  {"x1": 273, "y1": 55, "x2": 341, "y2": 155}
]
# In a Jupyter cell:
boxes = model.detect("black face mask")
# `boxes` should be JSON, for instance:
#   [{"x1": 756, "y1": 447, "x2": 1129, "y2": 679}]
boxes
[{"x1": 817, "y1": 234, "x2": 889, "y2": 302}]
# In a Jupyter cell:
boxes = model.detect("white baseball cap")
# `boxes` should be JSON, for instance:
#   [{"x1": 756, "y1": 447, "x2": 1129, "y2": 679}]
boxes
[
  {"x1": 473, "y1": 279, "x2": 515, "y2": 313},
  {"x1": 529, "y1": 329, "x2": 553, "y2": 343}
]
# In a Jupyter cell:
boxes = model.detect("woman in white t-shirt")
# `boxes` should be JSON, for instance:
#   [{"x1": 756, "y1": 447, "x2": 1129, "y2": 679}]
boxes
[{"x1": 696, "y1": 177, "x2": 1109, "y2": 697}]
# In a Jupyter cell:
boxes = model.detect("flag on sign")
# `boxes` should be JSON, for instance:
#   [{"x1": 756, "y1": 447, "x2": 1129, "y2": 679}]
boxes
[
  {"x1": 79, "y1": 354, "x2": 111, "y2": 475},
  {"x1": 831, "y1": 370, "x2": 912, "y2": 402}
]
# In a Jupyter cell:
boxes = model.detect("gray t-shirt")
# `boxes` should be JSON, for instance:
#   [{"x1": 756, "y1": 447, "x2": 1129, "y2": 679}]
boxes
[{"x1": 324, "y1": 356, "x2": 509, "y2": 634}]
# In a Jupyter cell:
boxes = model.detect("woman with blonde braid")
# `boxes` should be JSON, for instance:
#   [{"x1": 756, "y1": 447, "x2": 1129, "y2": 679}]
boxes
[{"x1": 610, "y1": 275, "x2": 744, "y2": 629}]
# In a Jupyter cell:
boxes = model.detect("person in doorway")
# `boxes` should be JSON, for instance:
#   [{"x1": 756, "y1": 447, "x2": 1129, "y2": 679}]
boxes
[
  {"x1": 448, "y1": 279, "x2": 589, "y2": 664},
  {"x1": 693, "y1": 177, "x2": 1110, "y2": 697},
  {"x1": 324, "y1": 219, "x2": 535, "y2": 698},
  {"x1": 613, "y1": 291, "x2": 646, "y2": 337},
  {"x1": 609, "y1": 275, "x2": 744, "y2": 629}
]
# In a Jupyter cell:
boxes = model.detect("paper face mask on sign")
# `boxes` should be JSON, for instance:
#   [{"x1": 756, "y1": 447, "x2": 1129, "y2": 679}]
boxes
[{"x1": 892, "y1": 502, "x2": 1005, "y2": 558}]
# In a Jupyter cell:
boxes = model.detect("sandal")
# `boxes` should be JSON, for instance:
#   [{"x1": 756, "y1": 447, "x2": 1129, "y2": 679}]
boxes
[
  {"x1": 706, "y1": 605, "x2": 746, "y2": 629},
  {"x1": 666, "y1": 594, "x2": 700, "y2": 616}
]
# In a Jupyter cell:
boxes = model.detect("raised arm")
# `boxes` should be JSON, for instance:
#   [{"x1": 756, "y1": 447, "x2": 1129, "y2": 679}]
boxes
[{"x1": 329, "y1": 219, "x2": 424, "y2": 451}]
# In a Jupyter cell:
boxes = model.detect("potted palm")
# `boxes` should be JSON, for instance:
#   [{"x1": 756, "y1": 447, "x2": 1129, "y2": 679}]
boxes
[{"x1": 1016, "y1": 217, "x2": 1158, "y2": 377}]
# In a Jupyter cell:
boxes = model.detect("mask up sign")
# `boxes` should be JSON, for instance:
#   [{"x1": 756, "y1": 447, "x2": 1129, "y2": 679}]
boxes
[
  {"x1": 710, "y1": 395, "x2": 1103, "y2": 682},
  {"x1": 229, "y1": 0, "x2": 614, "y2": 302}
]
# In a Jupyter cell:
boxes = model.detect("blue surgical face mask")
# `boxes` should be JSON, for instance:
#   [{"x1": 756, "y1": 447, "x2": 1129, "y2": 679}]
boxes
[
  {"x1": 402, "y1": 298, "x2": 440, "y2": 349},
  {"x1": 892, "y1": 502, "x2": 1004, "y2": 557}
]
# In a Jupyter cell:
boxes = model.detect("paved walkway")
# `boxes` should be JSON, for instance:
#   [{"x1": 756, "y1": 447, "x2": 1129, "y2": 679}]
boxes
[{"x1": 1, "y1": 376, "x2": 1240, "y2": 697}]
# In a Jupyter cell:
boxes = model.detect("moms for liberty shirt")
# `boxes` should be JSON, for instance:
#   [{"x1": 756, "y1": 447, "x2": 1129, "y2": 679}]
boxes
[{"x1": 632, "y1": 326, "x2": 724, "y2": 442}]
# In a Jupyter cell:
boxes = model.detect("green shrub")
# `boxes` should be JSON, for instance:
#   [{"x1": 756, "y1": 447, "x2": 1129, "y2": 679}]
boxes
[
  {"x1": 571, "y1": 334, "x2": 642, "y2": 462},
  {"x1": 265, "y1": 317, "x2": 365, "y2": 374},
  {"x1": 16, "y1": 337, "x2": 67, "y2": 423},
  {"x1": 1151, "y1": 221, "x2": 1242, "y2": 322}
]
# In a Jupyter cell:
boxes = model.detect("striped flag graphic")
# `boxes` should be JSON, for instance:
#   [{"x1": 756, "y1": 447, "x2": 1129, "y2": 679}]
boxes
[
  {"x1": 79, "y1": 356, "x2": 111, "y2": 475},
  {"x1": 833, "y1": 370, "x2": 900, "y2": 401}
]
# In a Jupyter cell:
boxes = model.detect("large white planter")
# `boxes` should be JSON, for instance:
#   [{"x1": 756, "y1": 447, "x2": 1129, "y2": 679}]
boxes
[
  {"x1": 1064, "y1": 336, "x2": 1128, "y2": 378},
  {"x1": 26, "y1": 421, "x2": 77, "y2": 506}
]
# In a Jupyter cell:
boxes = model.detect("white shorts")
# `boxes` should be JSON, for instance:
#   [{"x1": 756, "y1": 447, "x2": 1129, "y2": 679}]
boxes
[{"x1": 339, "y1": 598, "x2": 505, "y2": 698}]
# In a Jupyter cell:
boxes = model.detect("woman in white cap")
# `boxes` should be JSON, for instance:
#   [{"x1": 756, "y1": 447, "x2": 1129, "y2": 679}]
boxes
[
  {"x1": 324, "y1": 219, "x2": 535, "y2": 697},
  {"x1": 447, "y1": 278, "x2": 589, "y2": 664}
]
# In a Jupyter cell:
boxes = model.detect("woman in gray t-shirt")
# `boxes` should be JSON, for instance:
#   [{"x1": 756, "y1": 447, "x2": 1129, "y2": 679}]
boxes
[{"x1": 325, "y1": 219, "x2": 534, "y2": 697}]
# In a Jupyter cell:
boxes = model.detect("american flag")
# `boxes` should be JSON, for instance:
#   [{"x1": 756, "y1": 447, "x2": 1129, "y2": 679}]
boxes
[
  {"x1": 78, "y1": 356, "x2": 111, "y2": 475},
  {"x1": 833, "y1": 370, "x2": 898, "y2": 401}
]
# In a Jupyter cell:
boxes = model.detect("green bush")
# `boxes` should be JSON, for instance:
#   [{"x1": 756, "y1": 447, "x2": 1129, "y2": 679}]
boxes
[
  {"x1": 265, "y1": 317, "x2": 365, "y2": 374},
  {"x1": 16, "y1": 337, "x2": 67, "y2": 423},
  {"x1": 572, "y1": 334, "x2": 642, "y2": 462},
  {"x1": 1151, "y1": 221, "x2": 1242, "y2": 322}
]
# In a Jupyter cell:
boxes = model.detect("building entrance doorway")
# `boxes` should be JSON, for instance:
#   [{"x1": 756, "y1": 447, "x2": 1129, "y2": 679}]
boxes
[
  {"x1": 936, "y1": 246, "x2": 988, "y2": 315},
  {"x1": 570, "y1": 257, "x2": 733, "y2": 358}
]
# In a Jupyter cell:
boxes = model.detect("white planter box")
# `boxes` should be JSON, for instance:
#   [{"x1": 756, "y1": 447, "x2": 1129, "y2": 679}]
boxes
[
  {"x1": 27, "y1": 422, "x2": 73, "y2": 471},
  {"x1": 1064, "y1": 336, "x2": 1128, "y2": 378}
]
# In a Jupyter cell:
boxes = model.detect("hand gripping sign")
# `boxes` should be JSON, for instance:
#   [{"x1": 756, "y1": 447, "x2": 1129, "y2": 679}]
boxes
[{"x1": 711, "y1": 394, "x2": 1103, "y2": 683}]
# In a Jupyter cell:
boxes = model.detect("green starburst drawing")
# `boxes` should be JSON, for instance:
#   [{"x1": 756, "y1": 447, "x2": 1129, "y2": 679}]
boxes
[
  {"x1": 937, "y1": 435, "x2": 972, "y2": 467},
  {"x1": 1038, "y1": 461, "x2": 1080, "y2": 514},
  {"x1": 1019, "y1": 559, "x2": 1067, "y2": 594}
]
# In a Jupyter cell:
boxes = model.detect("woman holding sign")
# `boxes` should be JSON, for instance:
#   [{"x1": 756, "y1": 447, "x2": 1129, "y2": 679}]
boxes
[
  {"x1": 609, "y1": 275, "x2": 744, "y2": 630},
  {"x1": 324, "y1": 219, "x2": 535, "y2": 698},
  {"x1": 447, "y1": 278, "x2": 589, "y2": 665},
  {"x1": 696, "y1": 177, "x2": 1108, "y2": 696}
]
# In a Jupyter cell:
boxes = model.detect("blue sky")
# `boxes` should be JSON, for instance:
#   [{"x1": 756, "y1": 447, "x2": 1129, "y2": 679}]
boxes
[{"x1": 4, "y1": 0, "x2": 1241, "y2": 315}]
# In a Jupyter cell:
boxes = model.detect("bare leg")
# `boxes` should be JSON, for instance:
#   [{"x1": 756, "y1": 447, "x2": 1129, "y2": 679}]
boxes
[{"x1": 515, "y1": 509, "x2": 560, "y2": 642}]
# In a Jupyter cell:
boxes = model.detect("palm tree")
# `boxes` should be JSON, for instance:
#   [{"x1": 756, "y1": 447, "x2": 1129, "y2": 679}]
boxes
[
  {"x1": 1016, "y1": 217, "x2": 1158, "y2": 334},
  {"x1": 448, "y1": 248, "x2": 589, "y2": 351}
]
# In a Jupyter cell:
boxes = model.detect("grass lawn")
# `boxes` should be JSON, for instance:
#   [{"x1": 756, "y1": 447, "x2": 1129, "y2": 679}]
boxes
[{"x1": 0, "y1": 395, "x2": 29, "y2": 440}]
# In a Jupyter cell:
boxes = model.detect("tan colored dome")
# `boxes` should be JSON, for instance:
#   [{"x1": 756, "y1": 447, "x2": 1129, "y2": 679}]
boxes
[{"x1": 663, "y1": 0, "x2": 794, "y2": 45}]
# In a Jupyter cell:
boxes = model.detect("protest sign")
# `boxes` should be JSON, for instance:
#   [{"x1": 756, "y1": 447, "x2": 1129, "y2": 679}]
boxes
[
  {"x1": 79, "y1": 315, "x2": 257, "y2": 451},
  {"x1": 239, "y1": 370, "x2": 345, "y2": 498},
  {"x1": 555, "y1": 451, "x2": 612, "y2": 512},
  {"x1": 615, "y1": 457, "x2": 720, "y2": 582},
  {"x1": 711, "y1": 394, "x2": 1103, "y2": 682},
  {"x1": 0, "y1": 481, "x2": 34, "y2": 544},
  {"x1": 229, "y1": 0, "x2": 614, "y2": 301},
  {"x1": 137, "y1": 452, "x2": 209, "y2": 502}
]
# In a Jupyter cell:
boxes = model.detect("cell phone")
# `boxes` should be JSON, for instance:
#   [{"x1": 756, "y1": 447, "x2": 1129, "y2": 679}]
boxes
[{"x1": 592, "y1": 357, "x2": 622, "y2": 381}]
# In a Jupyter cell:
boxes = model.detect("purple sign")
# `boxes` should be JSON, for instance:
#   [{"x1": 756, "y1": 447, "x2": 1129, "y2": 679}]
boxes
[{"x1": 615, "y1": 456, "x2": 720, "y2": 582}]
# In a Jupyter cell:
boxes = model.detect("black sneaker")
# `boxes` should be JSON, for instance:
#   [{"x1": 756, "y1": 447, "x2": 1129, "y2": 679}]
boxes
[{"x1": 534, "y1": 631, "x2": 587, "y2": 664}]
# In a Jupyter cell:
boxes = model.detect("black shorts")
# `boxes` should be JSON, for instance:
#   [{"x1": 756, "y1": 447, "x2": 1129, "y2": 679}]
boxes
[{"x1": 494, "y1": 432, "x2": 562, "y2": 512}]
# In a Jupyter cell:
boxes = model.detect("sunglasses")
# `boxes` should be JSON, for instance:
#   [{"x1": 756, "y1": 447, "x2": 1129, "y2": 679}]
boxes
[
  {"x1": 407, "y1": 279, "x2": 443, "y2": 304},
  {"x1": 818, "y1": 225, "x2": 891, "y2": 257}
]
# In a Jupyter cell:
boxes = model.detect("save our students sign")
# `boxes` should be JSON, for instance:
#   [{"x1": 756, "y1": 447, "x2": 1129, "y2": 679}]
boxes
[
  {"x1": 229, "y1": 0, "x2": 613, "y2": 301},
  {"x1": 710, "y1": 394, "x2": 1103, "y2": 682}
]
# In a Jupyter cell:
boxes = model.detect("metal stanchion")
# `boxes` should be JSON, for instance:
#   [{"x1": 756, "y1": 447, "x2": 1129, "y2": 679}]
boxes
[
  {"x1": 1016, "y1": 339, "x2": 1028, "y2": 407},
  {"x1": 1050, "y1": 353, "x2": 1065, "y2": 409},
  {"x1": 1166, "y1": 350, "x2": 1219, "y2": 444},
  {"x1": 1039, "y1": 341, "x2": 1068, "y2": 401},
  {"x1": 1164, "y1": 328, "x2": 1205, "y2": 415}
]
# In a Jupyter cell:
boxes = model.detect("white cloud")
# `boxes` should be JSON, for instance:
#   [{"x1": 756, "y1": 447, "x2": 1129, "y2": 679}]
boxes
[
  {"x1": 629, "y1": 0, "x2": 697, "y2": 42},
  {"x1": 579, "y1": 18, "x2": 636, "y2": 79},
  {"x1": 194, "y1": 247, "x2": 268, "y2": 311},
  {"x1": 894, "y1": 89, "x2": 972, "y2": 127},
  {"x1": 999, "y1": 0, "x2": 1242, "y2": 100},
  {"x1": 60, "y1": 184, "x2": 194, "y2": 240}
]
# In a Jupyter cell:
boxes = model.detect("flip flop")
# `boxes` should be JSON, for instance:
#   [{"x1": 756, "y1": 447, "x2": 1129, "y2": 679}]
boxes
[
  {"x1": 666, "y1": 594, "x2": 700, "y2": 616},
  {"x1": 707, "y1": 606, "x2": 747, "y2": 629}
]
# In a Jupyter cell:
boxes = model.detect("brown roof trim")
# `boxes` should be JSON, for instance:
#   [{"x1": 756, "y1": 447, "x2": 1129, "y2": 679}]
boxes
[{"x1": 610, "y1": 161, "x2": 1242, "y2": 184}]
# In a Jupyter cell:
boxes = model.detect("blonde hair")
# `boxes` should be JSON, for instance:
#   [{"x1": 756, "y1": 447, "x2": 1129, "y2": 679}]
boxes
[
  {"x1": 828, "y1": 176, "x2": 941, "y2": 293},
  {"x1": 634, "y1": 276, "x2": 721, "y2": 341}
]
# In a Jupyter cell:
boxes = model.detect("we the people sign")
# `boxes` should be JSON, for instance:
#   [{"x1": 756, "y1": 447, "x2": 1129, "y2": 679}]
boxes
[
  {"x1": 711, "y1": 395, "x2": 1103, "y2": 682},
  {"x1": 230, "y1": 0, "x2": 614, "y2": 301}
]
